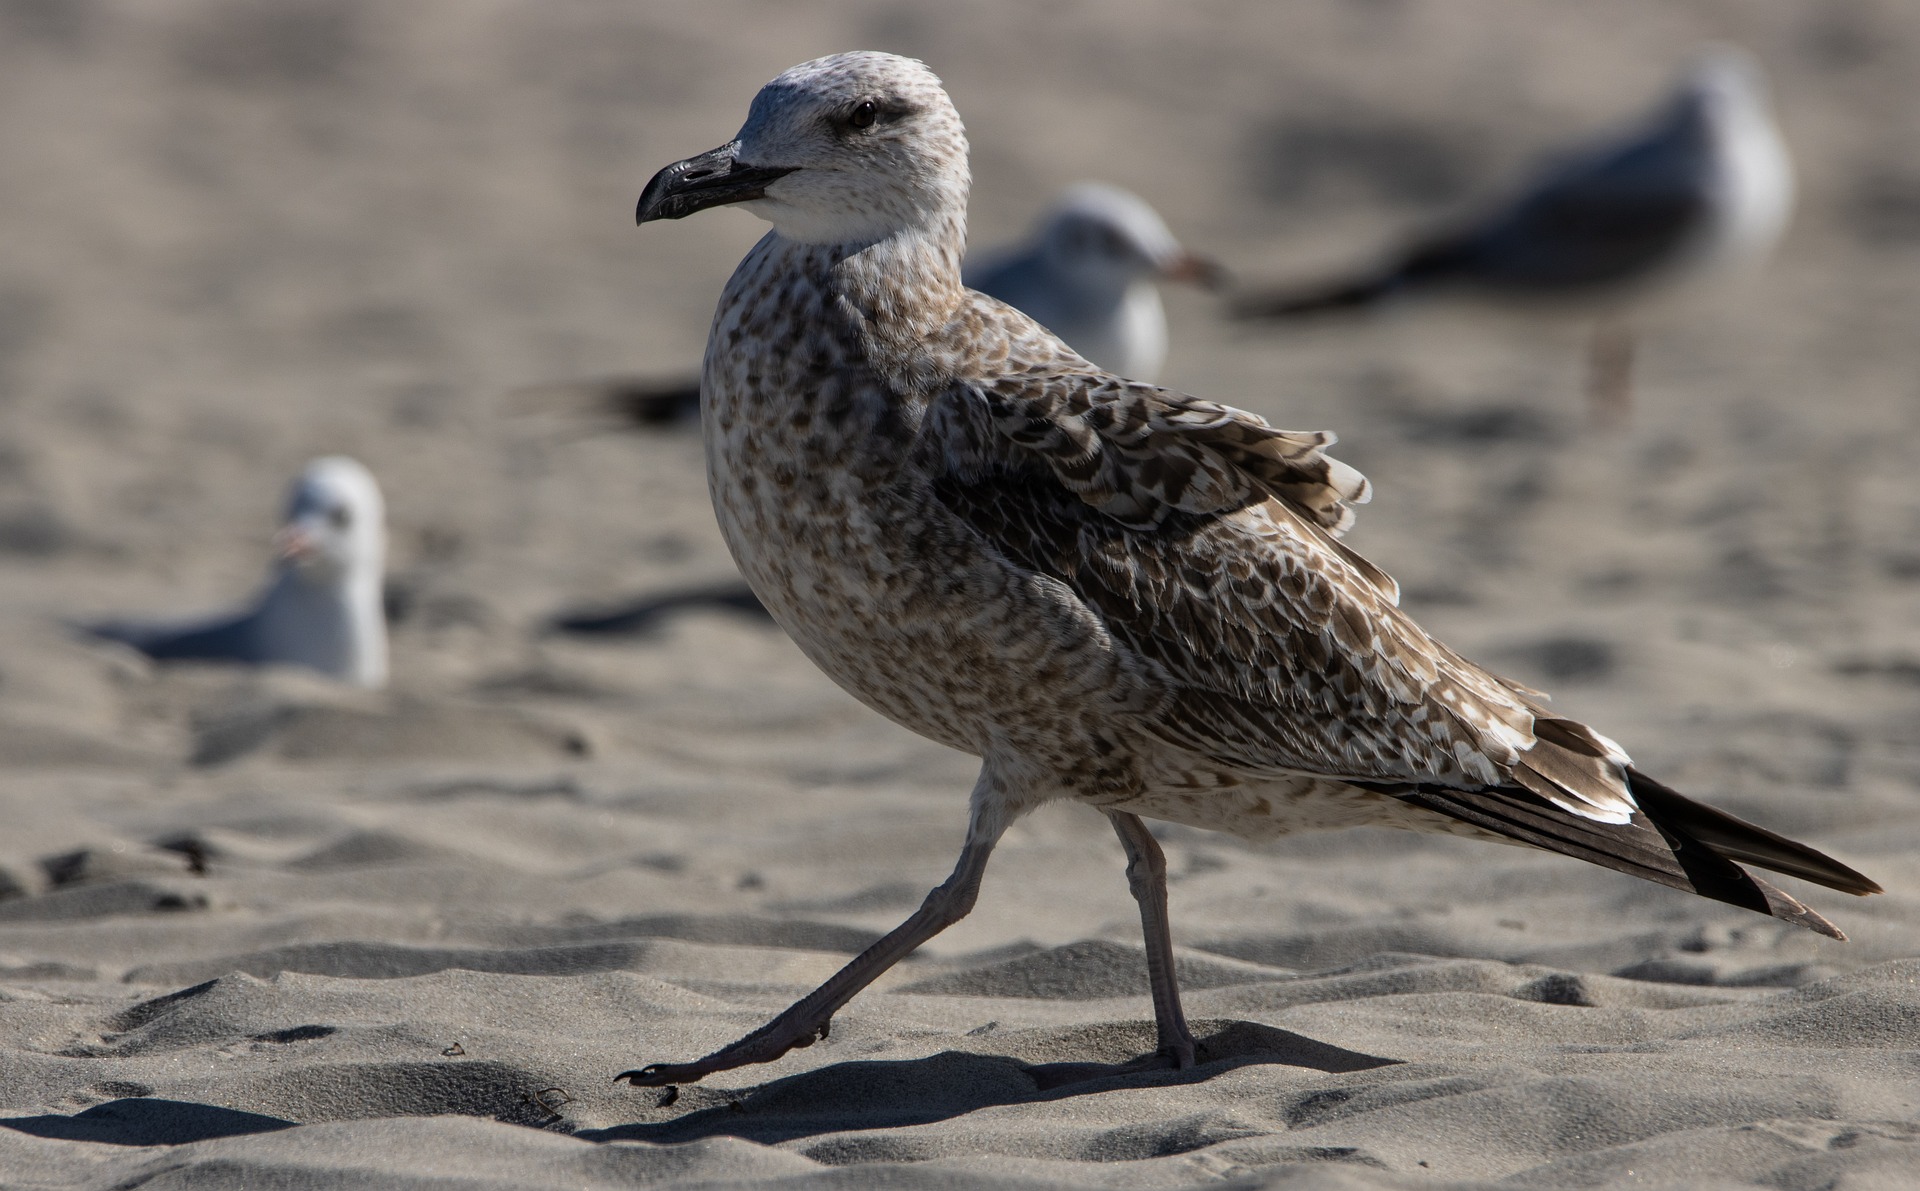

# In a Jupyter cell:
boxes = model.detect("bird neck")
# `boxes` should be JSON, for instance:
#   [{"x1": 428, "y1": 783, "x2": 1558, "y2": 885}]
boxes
[{"x1": 810, "y1": 216, "x2": 970, "y2": 347}]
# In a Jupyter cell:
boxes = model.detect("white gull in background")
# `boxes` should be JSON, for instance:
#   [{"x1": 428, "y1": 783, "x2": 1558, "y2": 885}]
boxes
[
  {"x1": 85, "y1": 456, "x2": 388, "y2": 689},
  {"x1": 535, "y1": 182, "x2": 1219, "y2": 429},
  {"x1": 618, "y1": 51, "x2": 1872, "y2": 1089},
  {"x1": 1234, "y1": 47, "x2": 1794, "y2": 421},
  {"x1": 964, "y1": 181, "x2": 1222, "y2": 381}
]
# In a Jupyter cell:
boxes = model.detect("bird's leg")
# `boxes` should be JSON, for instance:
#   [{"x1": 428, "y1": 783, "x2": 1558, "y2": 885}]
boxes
[
  {"x1": 1586, "y1": 321, "x2": 1637, "y2": 428},
  {"x1": 617, "y1": 796, "x2": 1009, "y2": 1089},
  {"x1": 1106, "y1": 811, "x2": 1198, "y2": 1069}
]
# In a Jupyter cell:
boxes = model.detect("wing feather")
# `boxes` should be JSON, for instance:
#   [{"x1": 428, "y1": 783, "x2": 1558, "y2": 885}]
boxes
[
  {"x1": 944, "y1": 309, "x2": 1371, "y2": 537},
  {"x1": 927, "y1": 417, "x2": 1620, "y2": 815},
  {"x1": 922, "y1": 291, "x2": 1631, "y2": 813}
]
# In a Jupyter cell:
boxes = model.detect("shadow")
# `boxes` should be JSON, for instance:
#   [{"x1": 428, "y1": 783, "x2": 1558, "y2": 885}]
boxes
[
  {"x1": 0, "y1": 1098, "x2": 296, "y2": 1146},
  {"x1": 1024, "y1": 1020, "x2": 1394, "y2": 1091},
  {"x1": 549, "y1": 582, "x2": 771, "y2": 637},
  {"x1": 585, "y1": 1020, "x2": 1396, "y2": 1147}
]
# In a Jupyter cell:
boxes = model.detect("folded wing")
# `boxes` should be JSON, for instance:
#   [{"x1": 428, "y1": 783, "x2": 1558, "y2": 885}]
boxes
[{"x1": 923, "y1": 298, "x2": 1875, "y2": 935}]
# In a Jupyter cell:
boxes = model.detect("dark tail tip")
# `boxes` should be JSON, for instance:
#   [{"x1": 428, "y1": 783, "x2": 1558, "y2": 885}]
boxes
[{"x1": 1628, "y1": 768, "x2": 1882, "y2": 898}]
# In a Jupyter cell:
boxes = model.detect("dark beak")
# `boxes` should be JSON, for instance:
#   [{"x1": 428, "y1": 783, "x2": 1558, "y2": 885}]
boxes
[{"x1": 636, "y1": 141, "x2": 798, "y2": 225}]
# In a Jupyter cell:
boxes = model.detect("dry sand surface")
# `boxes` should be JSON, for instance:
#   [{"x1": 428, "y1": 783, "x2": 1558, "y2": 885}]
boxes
[{"x1": 2, "y1": 2, "x2": 1919, "y2": 1187}]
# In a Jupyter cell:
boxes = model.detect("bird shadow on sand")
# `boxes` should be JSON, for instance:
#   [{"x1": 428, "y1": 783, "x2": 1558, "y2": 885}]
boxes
[
  {"x1": 0, "y1": 1098, "x2": 297, "y2": 1147},
  {"x1": 548, "y1": 582, "x2": 771, "y2": 637},
  {"x1": 586, "y1": 1019, "x2": 1395, "y2": 1146}
]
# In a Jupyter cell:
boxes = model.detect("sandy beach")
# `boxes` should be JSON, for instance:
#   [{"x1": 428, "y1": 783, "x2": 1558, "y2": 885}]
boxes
[{"x1": 1, "y1": 2, "x2": 1917, "y2": 1186}]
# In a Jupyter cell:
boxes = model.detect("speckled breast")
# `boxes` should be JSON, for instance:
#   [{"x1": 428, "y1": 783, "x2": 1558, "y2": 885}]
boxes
[{"x1": 697, "y1": 247, "x2": 1142, "y2": 786}]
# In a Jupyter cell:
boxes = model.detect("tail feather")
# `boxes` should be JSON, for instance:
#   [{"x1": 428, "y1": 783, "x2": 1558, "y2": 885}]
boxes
[
  {"x1": 1230, "y1": 271, "x2": 1405, "y2": 320},
  {"x1": 80, "y1": 614, "x2": 257, "y2": 663},
  {"x1": 1626, "y1": 768, "x2": 1883, "y2": 896},
  {"x1": 1373, "y1": 773, "x2": 1876, "y2": 940},
  {"x1": 604, "y1": 377, "x2": 702, "y2": 428},
  {"x1": 1231, "y1": 230, "x2": 1483, "y2": 322},
  {"x1": 506, "y1": 375, "x2": 702, "y2": 430}
]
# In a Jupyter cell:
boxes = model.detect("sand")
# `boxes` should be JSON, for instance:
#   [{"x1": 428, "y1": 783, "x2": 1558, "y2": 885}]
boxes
[{"x1": 1, "y1": 2, "x2": 1918, "y2": 1187}]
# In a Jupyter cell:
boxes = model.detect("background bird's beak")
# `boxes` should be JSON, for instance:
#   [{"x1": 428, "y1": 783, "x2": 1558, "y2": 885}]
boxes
[
  {"x1": 1159, "y1": 252, "x2": 1229, "y2": 290},
  {"x1": 636, "y1": 141, "x2": 799, "y2": 224},
  {"x1": 274, "y1": 524, "x2": 320, "y2": 563}
]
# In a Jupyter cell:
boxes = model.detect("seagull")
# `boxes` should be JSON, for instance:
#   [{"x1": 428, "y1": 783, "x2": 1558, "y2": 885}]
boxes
[
  {"x1": 84, "y1": 456, "x2": 389, "y2": 688},
  {"x1": 618, "y1": 51, "x2": 1874, "y2": 1090},
  {"x1": 1233, "y1": 47, "x2": 1793, "y2": 423},
  {"x1": 529, "y1": 182, "x2": 1220, "y2": 431},
  {"x1": 964, "y1": 182, "x2": 1223, "y2": 381}
]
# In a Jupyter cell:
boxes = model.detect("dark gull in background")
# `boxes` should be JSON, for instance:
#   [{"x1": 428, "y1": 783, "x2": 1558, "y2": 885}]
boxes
[
  {"x1": 84, "y1": 456, "x2": 388, "y2": 689},
  {"x1": 1233, "y1": 47, "x2": 1794, "y2": 422},
  {"x1": 616, "y1": 50, "x2": 1870, "y2": 1088}
]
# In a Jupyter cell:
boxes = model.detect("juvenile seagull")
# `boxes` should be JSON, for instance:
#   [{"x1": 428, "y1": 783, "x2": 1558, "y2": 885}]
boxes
[
  {"x1": 528, "y1": 183, "x2": 1219, "y2": 430},
  {"x1": 1234, "y1": 48, "x2": 1793, "y2": 421},
  {"x1": 85, "y1": 457, "x2": 388, "y2": 688},
  {"x1": 621, "y1": 52, "x2": 1874, "y2": 1088}
]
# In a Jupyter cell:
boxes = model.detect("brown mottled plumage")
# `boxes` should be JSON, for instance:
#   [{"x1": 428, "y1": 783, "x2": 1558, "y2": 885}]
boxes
[{"x1": 619, "y1": 51, "x2": 1877, "y2": 1089}]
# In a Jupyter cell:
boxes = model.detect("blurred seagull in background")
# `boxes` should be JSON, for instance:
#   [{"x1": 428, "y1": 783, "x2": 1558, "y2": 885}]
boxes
[
  {"x1": 965, "y1": 181, "x2": 1224, "y2": 381},
  {"x1": 84, "y1": 456, "x2": 388, "y2": 688},
  {"x1": 533, "y1": 182, "x2": 1220, "y2": 430},
  {"x1": 1233, "y1": 47, "x2": 1793, "y2": 423}
]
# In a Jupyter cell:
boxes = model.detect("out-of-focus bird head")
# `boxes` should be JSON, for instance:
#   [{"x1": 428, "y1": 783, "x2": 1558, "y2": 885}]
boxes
[
  {"x1": 274, "y1": 456, "x2": 385, "y2": 588},
  {"x1": 1679, "y1": 44, "x2": 1773, "y2": 126},
  {"x1": 636, "y1": 51, "x2": 970, "y2": 246},
  {"x1": 1036, "y1": 183, "x2": 1224, "y2": 292}
]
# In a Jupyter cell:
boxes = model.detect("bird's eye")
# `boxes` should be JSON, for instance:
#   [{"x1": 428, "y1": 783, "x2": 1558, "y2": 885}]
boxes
[
  {"x1": 847, "y1": 100, "x2": 878, "y2": 130},
  {"x1": 328, "y1": 507, "x2": 351, "y2": 530}
]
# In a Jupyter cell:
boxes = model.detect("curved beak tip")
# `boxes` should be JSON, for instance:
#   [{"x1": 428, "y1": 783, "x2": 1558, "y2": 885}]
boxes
[{"x1": 636, "y1": 142, "x2": 798, "y2": 226}]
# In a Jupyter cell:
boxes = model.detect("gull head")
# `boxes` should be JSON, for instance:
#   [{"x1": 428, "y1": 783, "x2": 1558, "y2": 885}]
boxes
[
  {"x1": 1680, "y1": 44, "x2": 1773, "y2": 124},
  {"x1": 1038, "y1": 184, "x2": 1224, "y2": 292},
  {"x1": 637, "y1": 51, "x2": 969, "y2": 245},
  {"x1": 274, "y1": 456, "x2": 385, "y2": 589}
]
